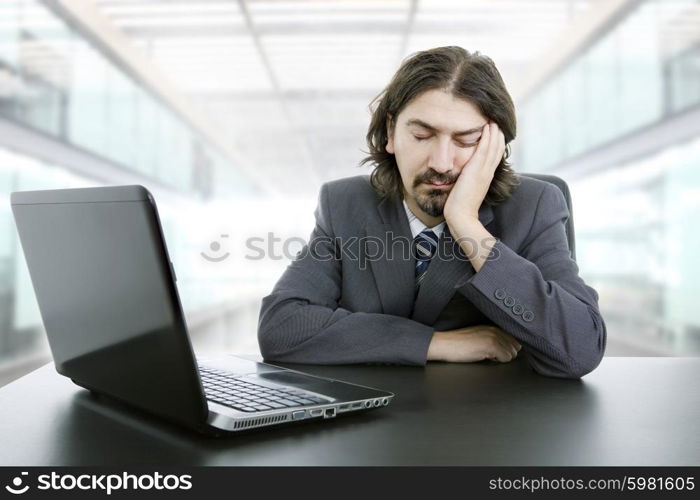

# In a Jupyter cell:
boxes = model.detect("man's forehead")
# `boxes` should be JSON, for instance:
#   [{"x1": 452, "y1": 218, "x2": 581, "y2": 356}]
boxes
[
  {"x1": 400, "y1": 91, "x2": 485, "y2": 132},
  {"x1": 405, "y1": 118, "x2": 484, "y2": 135}
]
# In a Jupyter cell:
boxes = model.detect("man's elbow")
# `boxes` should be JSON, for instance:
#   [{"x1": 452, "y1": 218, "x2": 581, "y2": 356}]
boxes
[
  {"x1": 561, "y1": 351, "x2": 604, "y2": 379},
  {"x1": 257, "y1": 324, "x2": 287, "y2": 362},
  {"x1": 527, "y1": 332, "x2": 606, "y2": 379},
  {"x1": 257, "y1": 295, "x2": 294, "y2": 361},
  {"x1": 567, "y1": 315, "x2": 607, "y2": 378},
  {"x1": 529, "y1": 355, "x2": 602, "y2": 379},
  {"x1": 547, "y1": 312, "x2": 607, "y2": 379},
  {"x1": 257, "y1": 319, "x2": 309, "y2": 364}
]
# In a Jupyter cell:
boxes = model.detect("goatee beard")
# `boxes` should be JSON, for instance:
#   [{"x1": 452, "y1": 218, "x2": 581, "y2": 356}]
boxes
[
  {"x1": 410, "y1": 173, "x2": 455, "y2": 217},
  {"x1": 413, "y1": 189, "x2": 447, "y2": 217}
]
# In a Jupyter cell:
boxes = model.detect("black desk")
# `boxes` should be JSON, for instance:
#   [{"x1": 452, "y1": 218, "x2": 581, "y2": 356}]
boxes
[{"x1": 0, "y1": 357, "x2": 698, "y2": 466}]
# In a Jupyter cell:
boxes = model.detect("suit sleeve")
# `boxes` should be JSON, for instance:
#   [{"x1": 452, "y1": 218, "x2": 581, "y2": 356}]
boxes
[
  {"x1": 454, "y1": 183, "x2": 607, "y2": 378},
  {"x1": 257, "y1": 183, "x2": 435, "y2": 365}
]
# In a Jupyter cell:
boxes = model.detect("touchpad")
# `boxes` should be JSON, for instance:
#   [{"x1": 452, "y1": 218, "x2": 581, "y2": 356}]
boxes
[{"x1": 249, "y1": 371, "x2": 331, "y2": 388}]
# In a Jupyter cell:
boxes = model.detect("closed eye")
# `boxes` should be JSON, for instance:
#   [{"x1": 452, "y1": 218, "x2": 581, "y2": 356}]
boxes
[{"x1": 412, "y1": 134, "x2": 479, "y2": 147}]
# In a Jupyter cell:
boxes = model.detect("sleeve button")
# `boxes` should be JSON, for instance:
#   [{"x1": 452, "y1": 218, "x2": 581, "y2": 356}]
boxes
[
  {"x1": 504, "y1": 296, "x2": 515, "y2": 307},
  {"x1": 494, "y1": 289, "x2": 506, "y2": 300},
  {"x1": 522, "y1": 311, "x2": 535, "y2": 322}
]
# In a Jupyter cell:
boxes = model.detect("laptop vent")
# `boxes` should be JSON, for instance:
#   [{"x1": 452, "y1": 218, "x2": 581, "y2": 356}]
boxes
[{"x1": 234, "y1": 414, "x2": 289, "y2": 430}]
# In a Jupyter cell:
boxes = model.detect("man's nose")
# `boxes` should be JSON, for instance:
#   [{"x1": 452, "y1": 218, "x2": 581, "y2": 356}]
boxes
[{"x1": 428, "y1": 138, "x2": 456, "y2": 173}]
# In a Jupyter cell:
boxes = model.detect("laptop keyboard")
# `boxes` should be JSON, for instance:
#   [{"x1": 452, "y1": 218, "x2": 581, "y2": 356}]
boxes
[{"x1": 199, "y1": 366, "x2": 332, "y2": 413}]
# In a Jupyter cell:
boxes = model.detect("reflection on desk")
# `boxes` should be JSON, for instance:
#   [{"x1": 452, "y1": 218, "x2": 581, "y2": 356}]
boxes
[{"x1": 0, "y1": 357, "x2": 698, "y2": 466}]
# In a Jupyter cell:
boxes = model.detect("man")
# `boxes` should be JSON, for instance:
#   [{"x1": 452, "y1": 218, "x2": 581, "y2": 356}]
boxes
[{"x1": 258, "y1": 46, "x2": 606, "y2": 378}]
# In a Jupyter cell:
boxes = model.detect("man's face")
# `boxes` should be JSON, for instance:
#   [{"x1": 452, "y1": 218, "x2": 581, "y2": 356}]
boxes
[{"x1": 386, "y1": 89, "x2": 488, "y2": 219}]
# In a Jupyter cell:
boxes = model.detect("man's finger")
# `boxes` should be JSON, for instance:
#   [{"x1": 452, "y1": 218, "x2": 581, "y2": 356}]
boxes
[
  {"x1": 491, "y1": 338, "x2": 515, "y2": 362},
  {"x1": 465, "y1": 122, "x2": 491, "y2": 169},
  {"x1": 483, "y1": 123, "x2": 503, "y2": 171},
  {"x1": 506, "y1": 335, "x2": 522, "y2": 351},
  {"x1": 494, "y1": 329, "x2": 522, "y2": 352},
  {"x1": 500, "y1": 339, "x2": 517, "y2": 359}
]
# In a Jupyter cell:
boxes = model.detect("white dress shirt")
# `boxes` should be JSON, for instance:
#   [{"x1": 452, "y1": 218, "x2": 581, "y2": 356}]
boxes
[{"x1": 402, "y1": 199, "x2": 446, "y2": 239}]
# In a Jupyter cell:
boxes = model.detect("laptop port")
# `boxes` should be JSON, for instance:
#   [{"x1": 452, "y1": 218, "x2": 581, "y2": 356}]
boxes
[
  {"x1": 309, "y1": 409, "x2": 323, "y2": 417},
  {"x1": 382, "y1": 397, "x2": 389, "y2": 406},
  {"x1": 324, "y1": 407, "x2": 336, "y2": 418},
  {"x1": 364, "y1": 400, "x2": 372, "y2": 408}
]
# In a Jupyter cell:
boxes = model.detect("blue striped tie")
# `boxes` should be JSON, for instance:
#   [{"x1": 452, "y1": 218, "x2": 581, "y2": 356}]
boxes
[{"x1": 414, "y1": 229, "x2": 438, "y2": 291}]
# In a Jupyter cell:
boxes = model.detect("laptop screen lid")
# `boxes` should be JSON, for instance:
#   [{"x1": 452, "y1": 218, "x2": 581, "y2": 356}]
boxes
[{"x1": 11, "y1": 185, "x2": 209, "y2": 431}]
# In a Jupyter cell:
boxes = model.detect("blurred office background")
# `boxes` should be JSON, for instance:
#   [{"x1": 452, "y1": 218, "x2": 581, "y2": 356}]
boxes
[{"x1": 1, "y1": 0, "x2": 698, "y2": 386}]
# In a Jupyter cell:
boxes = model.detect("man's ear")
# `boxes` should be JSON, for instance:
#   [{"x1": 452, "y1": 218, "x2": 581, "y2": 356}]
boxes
[{"x1": 385, "y1": 114, "x2": 395, "y2": 154}]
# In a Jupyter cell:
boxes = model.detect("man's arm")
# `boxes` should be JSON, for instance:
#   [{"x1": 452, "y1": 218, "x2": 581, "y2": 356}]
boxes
[
  {"x1": 450, "y1": 183, "x2": 607, "y2": 379},
  {"x1": 257, "y1": 182, "x2": 434, "y2": 365}
]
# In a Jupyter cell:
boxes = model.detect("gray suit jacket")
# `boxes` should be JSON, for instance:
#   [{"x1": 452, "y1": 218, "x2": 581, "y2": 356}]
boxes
[{"x1": 258, "y1": 174, "x2": 606, "y2": 378}]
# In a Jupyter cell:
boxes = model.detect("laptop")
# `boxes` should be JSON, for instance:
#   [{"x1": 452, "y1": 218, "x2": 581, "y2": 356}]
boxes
[{"x1": 10, "y1": 185, "x2": 393, "y2": 436}]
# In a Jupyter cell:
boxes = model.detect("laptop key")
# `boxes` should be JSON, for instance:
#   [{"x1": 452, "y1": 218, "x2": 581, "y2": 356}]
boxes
[
  {"x1": 284, "y1": 395, "x2": 306, "y2": 401},
  {"x1": 276, "y1": 398, "x2": 302, "y2": 407},
  {"x1": 293, "y1": 398, "x2": 315, "y2": 405},
  {"x1": 305, "y1": 396, "x2": 328, "y2": 403}
]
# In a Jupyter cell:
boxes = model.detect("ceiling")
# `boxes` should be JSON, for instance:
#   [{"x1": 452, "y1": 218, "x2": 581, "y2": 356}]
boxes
[{"x1": 91, "y1": 0, "x2": 595, "y2": 196}]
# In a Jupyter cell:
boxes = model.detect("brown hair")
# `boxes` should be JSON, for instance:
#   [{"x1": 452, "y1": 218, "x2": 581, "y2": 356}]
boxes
[{"x1": 360, "y1": 46, "x2": 519, "y2": 204}]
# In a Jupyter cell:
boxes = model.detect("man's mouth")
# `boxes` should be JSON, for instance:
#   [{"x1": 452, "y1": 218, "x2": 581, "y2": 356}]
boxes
[{"x1": 425, "y1": 181, "x2": 454, "y2": 188}]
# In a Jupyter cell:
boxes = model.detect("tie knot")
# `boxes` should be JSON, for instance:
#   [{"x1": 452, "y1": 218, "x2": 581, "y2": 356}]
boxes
[{"x1": 414, "y1": 229, "x2": 438, "y2": 261}]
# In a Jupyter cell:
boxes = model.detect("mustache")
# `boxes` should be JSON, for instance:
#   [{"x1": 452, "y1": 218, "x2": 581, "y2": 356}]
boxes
[{"x1": 413, "y1": 173, "x2": 457, "y2": 187}]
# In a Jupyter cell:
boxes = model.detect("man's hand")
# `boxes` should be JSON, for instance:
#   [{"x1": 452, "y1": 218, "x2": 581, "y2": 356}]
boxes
[
  {"x1": 427, "y1": 325, "x2": 522, "y2": 363},
  {"x1": 441, "y1": 122, "x2": 505, "y2": 273},
  {"x1": 443, "y1": 122, "x2": 506, "y2": 224}
]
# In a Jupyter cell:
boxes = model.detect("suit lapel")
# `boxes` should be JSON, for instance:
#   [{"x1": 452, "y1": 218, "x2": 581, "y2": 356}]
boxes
[{"x1": 366, "y1": 193, "x2": 415, "y2": 318}]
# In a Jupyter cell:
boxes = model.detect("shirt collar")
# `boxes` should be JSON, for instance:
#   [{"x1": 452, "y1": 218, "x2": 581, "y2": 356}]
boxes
[{"x1": 402, "y1": 199, "x2": 446, "y2": 239}]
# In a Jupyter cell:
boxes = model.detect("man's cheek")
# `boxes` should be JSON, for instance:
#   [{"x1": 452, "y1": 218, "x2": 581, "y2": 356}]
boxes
[{"x1": 460, "y1": 150, "x2": 476, "y2": 167}]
